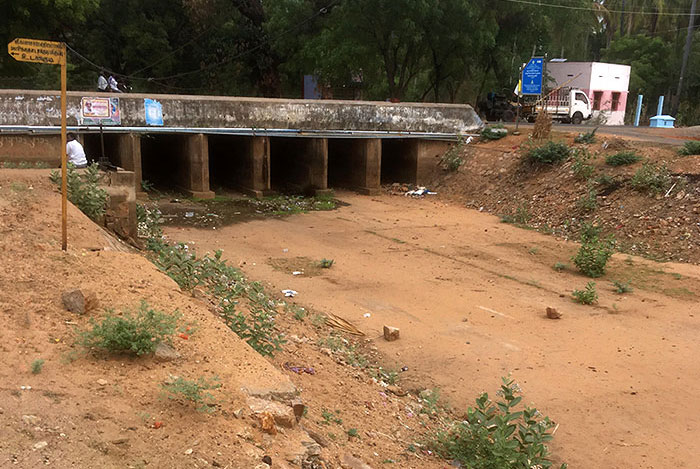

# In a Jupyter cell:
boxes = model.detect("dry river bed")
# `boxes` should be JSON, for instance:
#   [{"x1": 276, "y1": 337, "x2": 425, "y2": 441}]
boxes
[{"x1": 164, "y1": 192, "x2": 700, "y2": 469}]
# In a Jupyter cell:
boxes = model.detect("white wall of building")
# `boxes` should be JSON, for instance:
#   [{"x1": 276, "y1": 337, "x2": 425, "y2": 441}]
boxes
[
  {"x1": 589, "y1": 63, "x2": 631, "y2": 92},
  {"x1": 547, "y1": 62, "x2": 592, "y2": 90}
]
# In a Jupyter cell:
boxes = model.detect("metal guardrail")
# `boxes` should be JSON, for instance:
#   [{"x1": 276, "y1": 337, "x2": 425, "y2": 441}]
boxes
[{"x1": 0, "y1": 125, "x2": 478, "y2": 141}]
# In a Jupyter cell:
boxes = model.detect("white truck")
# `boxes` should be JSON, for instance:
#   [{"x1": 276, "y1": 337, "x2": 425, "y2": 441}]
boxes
[{"x1": 526, "y1": 88, "x2": 592, "y2": 124}]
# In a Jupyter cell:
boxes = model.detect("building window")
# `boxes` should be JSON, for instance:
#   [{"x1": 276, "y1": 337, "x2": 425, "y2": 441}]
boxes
[
  {"x1": 593, "y1": 91, "x2": 603, "y2": 111},
  {"x1": 611, "y1": 92, "x2": 621, "y2": 111}
]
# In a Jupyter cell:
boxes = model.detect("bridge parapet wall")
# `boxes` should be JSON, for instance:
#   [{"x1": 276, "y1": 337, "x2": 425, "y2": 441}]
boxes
[{"x1": 0, "y1": 90, "x2": 482, "y2": 134}]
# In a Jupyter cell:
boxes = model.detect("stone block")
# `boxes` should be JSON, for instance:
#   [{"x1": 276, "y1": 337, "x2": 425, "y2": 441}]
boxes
[{"x1": 383, "y1": 325, "x2": 400, "y2": 341}]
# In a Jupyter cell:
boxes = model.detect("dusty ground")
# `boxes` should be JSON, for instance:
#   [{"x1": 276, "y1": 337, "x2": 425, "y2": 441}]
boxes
[
  {"x1": 0, "y1": 171, "x2": 451, "y2": 469},
  {"x1": 168, "y1": 192, "x2": 700, "y2": 469}
]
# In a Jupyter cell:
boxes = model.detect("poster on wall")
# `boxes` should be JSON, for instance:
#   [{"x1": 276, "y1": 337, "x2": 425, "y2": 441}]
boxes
[
  {"x1": 80, "y1": 97, "x2": 121, "y2": 125},
  {"x1": 144, "y1": 98, "x2": 164, "y2": 126}
]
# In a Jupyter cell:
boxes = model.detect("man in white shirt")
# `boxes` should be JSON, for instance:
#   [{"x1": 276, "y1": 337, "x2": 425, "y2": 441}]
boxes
[{"x1": 66, "y1": 133, "x2": 88, "y2": 168}]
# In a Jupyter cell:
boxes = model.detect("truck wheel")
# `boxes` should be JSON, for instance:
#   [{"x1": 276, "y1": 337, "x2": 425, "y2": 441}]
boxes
[
  {"x1": 572, "y1": 112, "x2": 583, "y2": 125},
  {"x1": 503, "y1": 110, "x2": 515, "y2": 122}
]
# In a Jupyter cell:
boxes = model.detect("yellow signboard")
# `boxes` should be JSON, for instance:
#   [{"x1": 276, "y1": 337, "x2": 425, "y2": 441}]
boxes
[{"x1": 8, "y1": 38, "x2": 65, "y2": 65}]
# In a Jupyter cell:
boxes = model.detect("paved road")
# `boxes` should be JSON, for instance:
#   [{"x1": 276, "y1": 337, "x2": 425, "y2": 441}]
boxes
[{"x1": 504, "y1": 122, "x2": 699, "y2": 146}]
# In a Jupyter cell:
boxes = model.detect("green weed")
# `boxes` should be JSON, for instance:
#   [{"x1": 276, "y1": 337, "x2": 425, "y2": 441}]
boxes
[
  {"x1": 630, "y1": 162, "x2": 671, "y2": 194},
  {"x1": 441, "y1": 137, "x2": 469, "y2": 171},
  {"x1": 161, "y1": 376, "x2": 221, "y2": 413},
  {"x1": 481, "y1": 125, "x2": 507, "y2": 141},
  {"x1": 321, "y1": 409, "x2": 343, "y2": 425},
  {"x1": 136, "y1": 204, "x2": 163, "y2": 239},
  {"x1": 612, "y1": 281, "x2": 633, "y2": 294},
  {"x1": 320, "y1": 258, "x2": 334, "y2": 268},
  {"x1": 500, "y1": 203, "x2": 531, "y2": 225},
  {"x1": 572, "y1": 224, "x2": 615, "y2": 278},
  {"x1": 30, "y1": 359, "x2": 45, "y2": 374},
  {"x1": 77, "y1": 301, "x2": 180, "y2": 356},
  {"x1": 553, "y1": 262, "x2": 567, "y2": 272},
  {"x1": 571, "y1": 148, "x2": 595, "y2": 180},
  {"x1": 574, "y1": 128, "x2": 597, "y2": 144},
  {"x1": 430, "y1": 377, "x2": 565, "y2": 469},
  {"x1": 50, "y1": 163, "x2": 108, "y2": 220},
  {"x1": 572, "y1": 282, "x2": 598, "y2": 304},
  {"x1": 577, "y1": 186, "x2": 598, "y2": 212},
  {"x1": 347, "y1": 428, "x2": 359, "y2": 438}
]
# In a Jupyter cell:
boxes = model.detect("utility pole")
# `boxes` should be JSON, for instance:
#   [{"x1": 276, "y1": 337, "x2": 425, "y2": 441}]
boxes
[
  {"x1": 672, "y1": 0, "x2": 698, "y2": 116},
  {"x1": 620, "y1": 0, "x2": 626, "y2": 36}
]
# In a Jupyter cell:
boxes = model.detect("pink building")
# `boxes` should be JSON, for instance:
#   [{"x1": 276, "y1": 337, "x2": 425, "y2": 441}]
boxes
[{"x1": 547, "y1": 61, "x2": 631, "y2": 125}]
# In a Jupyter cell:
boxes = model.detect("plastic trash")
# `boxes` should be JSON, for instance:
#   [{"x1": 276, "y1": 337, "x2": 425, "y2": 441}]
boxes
[
  {"x1": 363, "y1": 313, "x2": 371, "y2": 318},
  {"x1": 282, "y1": 289, "x2": 297, "y2": 297},
  {"x1": 405, "y1": 186, "x2": 437, "y2": 197},
  {"x1": 184, "y1": 212, "x2": 194, "y2": 218},
  {"x1": 292, "y1": 271, "x2": 303, "y2": 276}
]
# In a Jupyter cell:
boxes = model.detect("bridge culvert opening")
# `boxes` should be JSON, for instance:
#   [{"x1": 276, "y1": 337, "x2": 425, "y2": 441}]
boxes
[
  {"x1": 140, "y1": 134, "x2": 189, "y2": 192},
  {"x1": 381, "y1": 139, "x2": 417, "y2": 184},
  {"x1": 270, "y1": 137, "x2": 326, "y2": 194},
  {"x1": 82, "y1": 133, "x2": 120, "y2": 165},
  {"x1": 208, "y1": 135, "x2": 253, "y2": 193},
  {"x1": 328, "y1": 139, "x2": 364, "y2": 190}
]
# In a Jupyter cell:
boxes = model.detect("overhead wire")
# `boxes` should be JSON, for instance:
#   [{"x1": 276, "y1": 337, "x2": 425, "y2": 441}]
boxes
[{"x1": 497, "y1": 0, "x2": 700, "y2": 16}]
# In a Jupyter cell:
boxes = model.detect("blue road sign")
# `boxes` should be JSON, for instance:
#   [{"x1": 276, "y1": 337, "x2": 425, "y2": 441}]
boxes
[{"x1": 522, "y1": 58, "x2": 543, "y2": 96}]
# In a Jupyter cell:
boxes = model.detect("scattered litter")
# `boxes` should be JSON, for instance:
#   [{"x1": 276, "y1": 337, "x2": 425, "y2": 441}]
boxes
[
  {"x1": 292, "y1": 271, "x2": 303, "y2": 276},
  {"x1": 326, "y1": 313, "x2": 365, "y2": 336},
  {"x1": 284, "y1": 362, "x2": 316, "y2": 375},
  {"x1": 401, "y1": 366, "x2": 409, "y2": 372},
  {"x1": 184, "y1": 212, "x2": 194, "y2": 218},
  {"x1": 405, "y1": 186, "x2": 437, "y2": 197},
  {"x1": 184, "y1": 448, "x2": 193, "y2": 455},
  {"x1": 363, "y1": 313, "x2": 371, "y2": 318},
  {"x1": 20, "y1": 385, "x2": 32, "y2": 391},
  {"x1": 152, "y1": 421, "x2": 163, "y2": 429},
  {"x1": 282, "y1": 289, "x2": 297, "y2": 297},
  {"x1": 282, "y1": 248, "x2": 289, "y2": 253}
]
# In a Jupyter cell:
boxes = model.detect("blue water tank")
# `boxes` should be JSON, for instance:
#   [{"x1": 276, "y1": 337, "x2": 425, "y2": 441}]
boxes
[{"x1": 649, "y1": 115, "x2": 676, "y2": 128}]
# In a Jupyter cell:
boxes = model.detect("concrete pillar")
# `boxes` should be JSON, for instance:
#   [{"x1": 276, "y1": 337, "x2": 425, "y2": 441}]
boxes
[
  {"x1": 305, "y1": 138, "x2": 328, "y2": 193},
  {"x1": 113, "y1": 133, "x2": 142, "y2": 193},
  {"x1": 181, "y1": 134, "x2": 214, "y2": 199},
  {"x1": 238, "y1": 136, "x2": 271, "y2": 197},
  {"x1": 328, "y1": 138, "x2": 381, "y2": 195},
  {"x1": 270, "y1": 137, "x2": 328, "y2": 194}
]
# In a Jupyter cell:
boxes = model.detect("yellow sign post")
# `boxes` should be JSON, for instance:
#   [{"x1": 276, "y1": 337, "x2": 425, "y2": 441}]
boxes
[{"x1": 8, "y1": 38, "x2": 68, "y2": 251}]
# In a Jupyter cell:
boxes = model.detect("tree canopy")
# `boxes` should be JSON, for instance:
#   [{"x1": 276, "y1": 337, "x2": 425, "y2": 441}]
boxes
[{"x1": 1, "y1": 0, "x2": 698, "y2": 123}]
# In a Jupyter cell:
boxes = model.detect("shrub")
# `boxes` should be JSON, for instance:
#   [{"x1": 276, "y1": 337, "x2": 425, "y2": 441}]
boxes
[
  {"x1": 572, "y1": 225, "x2": 615, "y2": 278},
  {"x1": 605, "y1": 151, "x2": 642, "y2": 166},
  {"x1": 50, "y1": 163, "x2": 108, "y2": 220},
  {"x1": 31, "y1": 359, "x2": 45, "y2": 374},
  {"x1": 630, "y1": 162, "x2": 671, "y2": 194},
  {"x1": 161, "y1": 376, "x2": 221, "y2": 412},
  {"x1": 553, "y1": 262, "x2": 567, "y2": 272},
  {"x1": 320, "y1": 258, "x2": 334, "y2": 268},
  {"x1": 594, "y1": 174, "x2": 616, "y2": 189},
  {"x1": 500, "y1": 203, "x2": 531, "y2": 225},
  {"x1": 574, "y1": 127, "x2": 597, "y2": 144},
  {"x1": 441, "y1": 137, "x2": 469, "y2": 171},
  {"x1": 481, "y1": 125, "x2": 507, "y2": 141},
  {"x1": 678, "y1": 141, "x2": 700, "y2": 156},
  {"x1": 136, "y1": 204, "x2": 163, "y2": 239},
  {"x1": 526, "y1": 141, "x2": 571, "y2": 164},
  {"x1": 77, "y1": 301, "x2": 180, "y2": 355},
  {"x1": 430, "y1": 377, "x2": 565, "y2": 469},
  {"x1": 572, "y1": 282, "x2": 598, "y2": 304},
  {"x1": 571, "y1": 148, "x2": 595, "y2": 180}
]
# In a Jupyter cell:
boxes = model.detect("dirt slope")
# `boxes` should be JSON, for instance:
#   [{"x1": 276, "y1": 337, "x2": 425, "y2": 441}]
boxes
[
  {"x1": 1, "y1": 170, "x2": 453, "y2": 469},
  {"x1": 168, "y1": 193, "x2": 700, "y2": 469},
  {"x1": 428, "y1": 132, "x2": 700, "y2": 264}
]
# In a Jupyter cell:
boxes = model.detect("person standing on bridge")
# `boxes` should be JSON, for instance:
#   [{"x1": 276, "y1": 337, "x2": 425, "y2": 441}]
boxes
[{"x1": 66, "y1": 133, "x2": 88, "y2": 168}]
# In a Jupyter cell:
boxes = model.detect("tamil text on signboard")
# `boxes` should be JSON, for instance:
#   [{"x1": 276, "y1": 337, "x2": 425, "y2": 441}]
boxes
[
  {"x1": 521, "y1": 58, "x2": 544, "y2": 96},
  {"x1": 7, "y1": 38, "x2": 65, "y2": 65},
  {"x1": 80, "y1": 97, "x2": 121, "y2": 125}
]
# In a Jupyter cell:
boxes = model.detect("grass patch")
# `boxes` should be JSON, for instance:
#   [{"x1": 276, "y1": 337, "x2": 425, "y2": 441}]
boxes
[
  {"x1": 500, "y1": 203, "x2": 531, "y2": 225},
  {"x1": 481, "y1": 125, "x2": 507, "y2": 141},
  {"x1": 572, "y1": 148, "x2": 595, "y2": 180},
  {"x1": 553, "y1": 262, "x2": 567, "y2": 272},
  {"x1": 612, "y1": 280, "x2": 633, "y2": 294},
  {"x1": 574, "y1": 128, "x2": 597, "y2": 144},
  {"x1": 253, "y1": 194, "x2": 337, "y2": 215},
  {"x1": 441, "y1": 136, "x2": 470, "y2": 171},
  {"x1": 577, "y1": 186, "x2": 598, "y2": 212},
  {"x1": 77, "y1": 301, "x2": 180, "y2": 356},
  {"x1": 572, "y1": 282, "x2": 598, "y2": 304},
  {"x1": 605, "y1": 151, "x2": 642, "y2": 166}
]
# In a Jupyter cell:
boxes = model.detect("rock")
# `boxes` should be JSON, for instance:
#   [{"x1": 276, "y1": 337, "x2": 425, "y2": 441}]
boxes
[
  {"x1": 61, "y1": 289, "x2": 99, "y2": 314},
  {"x1": 257, "y1": 412, "x2": 277, "y2": 434},
  {"x1": 386, "y1": 385, "x2": 407, "y2": 397},
  {"x1": 32, "y1": 441, "x2": 48, "y2": 451},
  {"x1": 546, "y1": 307, "x2": 562, "y2": 319},
  {"x1": 290, "y1": 398, "x2": 305, "y2": 422},
  {"x1": 184, "y1": 448, "x2": 193, "y2": 455},
  {"x1": 342, "y1": 454, "x2": 373, "y2": 469},
  {"x1": 96, "y1": 379, "x2": 108, "y2": 386},
  {"x1": 22, "y1": 415, "x2": 41, "y2": 426},
  {"x1": 154, "y1": 342, "x2": 181, "y2": 361},
  {"x1": 303, "y1": 427, "x2": 330, "y2": 448},
  {"x1": 383, "y1": 325, "x2": 400, "y2": 342},
  {"x1": 247, "y1": 396, "x2": 296, "y2": 428}
]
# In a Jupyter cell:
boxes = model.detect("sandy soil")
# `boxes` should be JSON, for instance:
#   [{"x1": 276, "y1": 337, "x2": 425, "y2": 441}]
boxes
[{"x1": 168, "y1": 192, "x2": 700, "y2": 469}]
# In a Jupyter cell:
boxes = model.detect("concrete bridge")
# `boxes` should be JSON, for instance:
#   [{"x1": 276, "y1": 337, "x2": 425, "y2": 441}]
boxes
[{"x1": 0, "y1": 90, "x2": 482, "y2": 197}]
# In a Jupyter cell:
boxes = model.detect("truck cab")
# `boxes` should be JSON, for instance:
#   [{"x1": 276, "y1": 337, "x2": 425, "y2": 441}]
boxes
[{"x1": 530, "y1": 88, "x2": 592, "y2": 124}]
